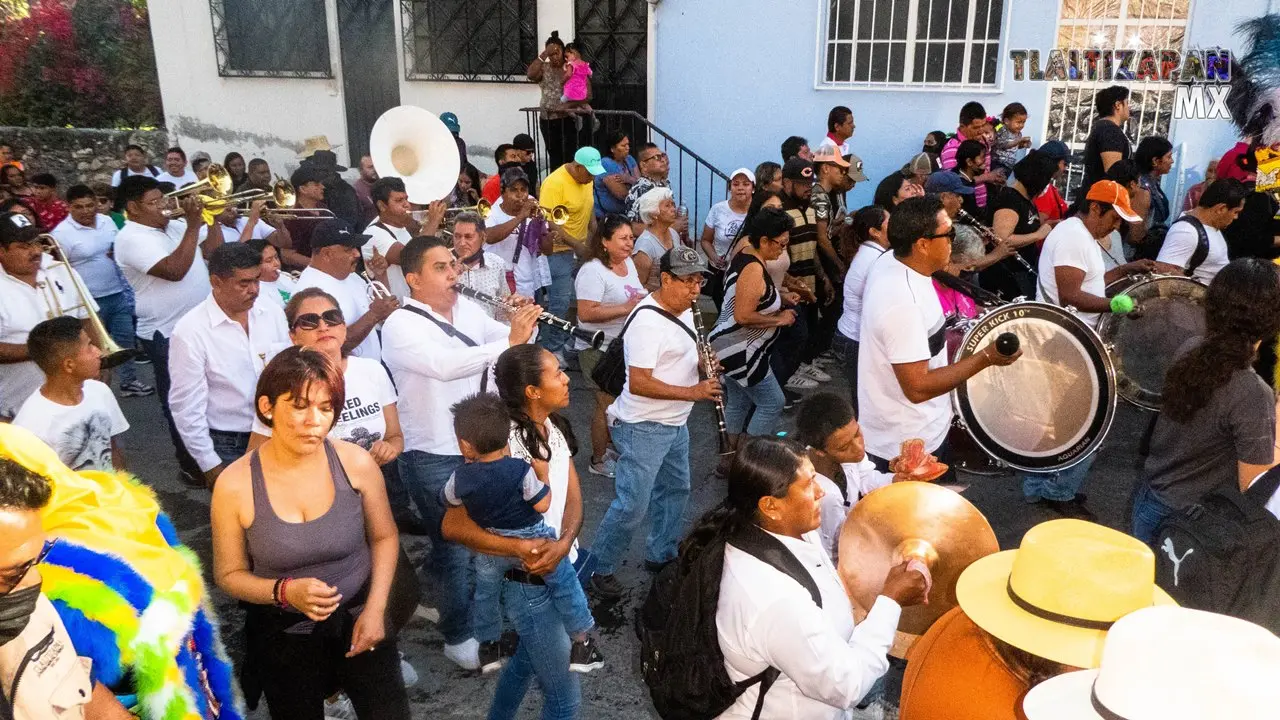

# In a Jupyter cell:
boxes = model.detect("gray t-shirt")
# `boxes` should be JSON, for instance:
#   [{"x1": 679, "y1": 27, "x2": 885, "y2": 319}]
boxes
[{"x1": 1143, "y1": 352, "x2": 1275, "y2": 508}]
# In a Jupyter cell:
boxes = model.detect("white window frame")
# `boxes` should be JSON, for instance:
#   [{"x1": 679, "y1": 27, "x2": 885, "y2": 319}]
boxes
[{"x1": 815, "y1": 0, "x2": 1013, "y2": 93}]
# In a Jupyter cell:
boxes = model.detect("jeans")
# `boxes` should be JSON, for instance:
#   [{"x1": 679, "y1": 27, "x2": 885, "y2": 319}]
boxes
[
  {"x1": 488, "y1": 580, "x2": 582, "y2": 720},
  {"x1": 1022, "y1": 454, "x2": 1096, "y2": 502},
  {"x1": 831, "y1": 330, "x2": 859, "y2": 413},
  {"x1": 138, "y1": 330, "x2": 203, "y2": 479},
  {"x1": 723, "y1": 372, "x2": 785, "y2": 436},
  {"x1": 474, "y1": 522, "x2": 594, "y2": 644},
  {"x1": 591, "y1": 421, "x2": 691, "y2": 575},
  {"x1": 538, "y1": 251, "x2": 577, "y2": 353},
  {"x1": 95, "y1": 291, "x2": 137, "y2": 385},
  {"x1": 397, "y1": 450, "x2": 473, "y2": 644},
  {"x1": 1130, "y1": 481, "x2": 1177, "y2": 545},
  {"x1": 770, "y1": 305, "x2": 809, "y2": 385},
  {"x1": 209, "y1": 429, "x2": 250, "y2": 467},
  {"x1": 381, "y1": 460, "x2": 421, "y2": 527}
]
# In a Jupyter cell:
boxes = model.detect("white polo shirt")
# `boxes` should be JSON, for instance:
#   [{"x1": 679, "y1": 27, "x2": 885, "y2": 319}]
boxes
[
  {"x1": 382, "y1": 296, "x2": 513, "y2": 455},
  {"x1": 155, "y1": 169, "x2": 198, "y2": 188},
  {"x1": 295, "y1": 266, "x2": 381, "y2": 360},
  {"x1": 114, "y1": 220, "x2": 211, "y2": 339},
  {"x1": 168, "y1": 295, "x2": 290, "y2": 471},
  {"x1": 0, "y1": 263, "x2": 94, "y2": 418},
  {"x1": 198, "y1": 217, "x2": 275, "y2": 245},
  {"x1": 50, "y1": 214, "x2": 126, "y2": 298},
  {"x1": 363, "y1": 221, "x2": 412, "y2": 298}
]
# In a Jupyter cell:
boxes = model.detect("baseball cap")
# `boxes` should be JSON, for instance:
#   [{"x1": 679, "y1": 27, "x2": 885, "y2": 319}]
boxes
[
  {"x1": 659, "y1": 246, "x2": 708, "y2": 277},
  {"x1": 0, "y1": 212, "x2": 40, "y2": 246},
  {"x1": 440, "y1": 112, "x2": 461, "y2": 134},
  {"x1": 813, "y1": 150, "x2": 850, "y2": 168},
  {"x1": 1038, "y1": 140, "x2": 1075, "y2": 162},
  {"x1": 903, "y1": 152, "x2": 934, "y2": 176},
  {"x1": 729, "y1": 167, "x2": 756, "y2": 184},
  {"x1": 925, "y1": 171, "x2": 975, "y2": 195},
  {"x1": 573, "y1": 146, "x2": 607, "y2": 176},
  {"x1": 512, "y1": 133, "x2": 536, "y2": 152},
  {"x1": 309, "y1": 219, "x2": 370, "y2": 250},
  {"x1": 500, "y1": 167, "x2": 531, "y2": 190},
  {"x1": 290, "y1": 166, "x2": 327, "y2": 189},
  {"x1": 782, "y1": 157, "x2": 816, "y2": 184},
  {"x1": 1084, "y1": 180, "x2": 1141, "y2": 222},
  {"x1": 846, "y1": 152, "x2": 869, "y2": 182}
]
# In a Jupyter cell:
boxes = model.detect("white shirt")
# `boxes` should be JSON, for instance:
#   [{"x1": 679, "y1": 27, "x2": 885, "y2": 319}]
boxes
[
  {"x1": 858, "y1": 254, "x2": 950, "y2": 459},
  {"x1": 363, "y1": 221, "x2": 412, "y2": 298},
  {"x1": 155, "y1": 169, "x2": 198, "y2": 188},
  {"x1": 294, "y1": 266, "x2": 381, "y2": 360},
  {"x1": 509, "y1": 417, "x2": 579, "y2": 563},
  {"x1": 1156, "y1": 214, "x2": 1229, "y2": 285},
  {"x1": 198, "y1": 217, "x2": 274, "y2": 246},
  {"x1": 110, "y1": 166, "x2": 158, "y2": 187},
  {"x1": 457, "y1": 252, "x2": 511, "y2": 319},
  {"x1": 815, "y1": 460, "x2": 892, "y2": 562},
  {"x1": 168, "y1": 295, "x2": 290, "y2": 471},
  {"x1": 838, "y1": 242, "x2": 888, "y2": 341},
  {"x1": 485, "y1": 204, "x2": 549, "y2": 297},
  {"x1": 704, "y1": 201, "x2": 748, "y2": 259},
  {"x1": 382, "y1": 296, "x2": 514, "y2": 455},
  {"x1": 50, "y1": 214, "x2": 125, "y2": 298},
  {"x1": 254, "y1": 355, "x2": 397, "y2": 450},
  {"x1": 609, "y1": 295, "x2": 700, "y2": 426},
  {"x1": 13, "y1": 380, "x2": 128, "y2": 472},
  {"x1": 0, "y1": 263, "x2": 95, "y2": 418},
  {"x1": 816, "y1": 135, "x2": 852, "y2": 157},
  {"x1": 114, "y1": 220, "x2": 211, "y2": 339},
  {"x1": 717, "y1": 530, "x2": 900, "y2": 719},
  {"x1": 1037, "y1": 216, "x2": 1108, "y2": 327},
  {"x1": 573, "y1": 258, "x2": 646, "y2": 350},
  {"x1": 258, "y1": 274, "x2": 297, "y2": 310}
]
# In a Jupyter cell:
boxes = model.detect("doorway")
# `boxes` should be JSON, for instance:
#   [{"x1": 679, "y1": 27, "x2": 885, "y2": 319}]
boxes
[{"x1": 337, "y1": 0, "x2": 400, "y2": 162}]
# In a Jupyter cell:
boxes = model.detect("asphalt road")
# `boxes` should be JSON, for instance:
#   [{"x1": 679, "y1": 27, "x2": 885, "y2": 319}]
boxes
[{"x1": 108, "y1": 356, "x2": 1152, "y2": 719}]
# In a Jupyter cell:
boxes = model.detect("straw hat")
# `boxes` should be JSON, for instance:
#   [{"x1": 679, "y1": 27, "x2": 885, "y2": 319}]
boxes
[
  {"x1": 1023, "y1": 606, "x2": 1280, "y2": 720},
  {"x1": 297, "y1": 135, "x2": 343, "y2": 158},
  {"x1": 956, "y1": 519, "x2": 1174, "y2": 669}
]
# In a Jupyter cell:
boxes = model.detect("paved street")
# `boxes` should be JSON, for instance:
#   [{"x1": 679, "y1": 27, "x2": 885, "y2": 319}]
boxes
[{"x1": 108, "y1": 358, "x2": 1151, "y2": 718}]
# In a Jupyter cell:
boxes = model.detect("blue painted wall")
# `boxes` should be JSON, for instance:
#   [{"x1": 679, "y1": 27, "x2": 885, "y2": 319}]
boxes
[{"x1": 651, "y1": 0, "x2": 1260, "y2": 208}]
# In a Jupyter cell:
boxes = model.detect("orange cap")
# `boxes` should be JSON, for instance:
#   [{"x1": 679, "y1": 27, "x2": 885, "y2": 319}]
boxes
[{"x1": 1084, "y1": 180, "x2": 1141, "y2": 223}]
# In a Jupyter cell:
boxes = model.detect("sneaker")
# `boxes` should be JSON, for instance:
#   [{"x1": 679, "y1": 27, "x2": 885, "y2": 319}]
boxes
[
  {"x1": 443, "y1": 637, "x2": 481, "y2": 671},
  {"x1": 782, "y1": 388, "x2": 801, "y2": 411},
  {"x1": 797, "y1": 363, "x2": 833, "y2": 382},
  {"x1": 588, "y1": 455, "x2": 616, "y2": 478},
  {"x1": 817, "y1": 349, "x2": 838, "y2": 365},
  {"x1": 399, "y1": 652, "x2": 419, "y2": 686},
  {"x1": 784, "y1": 374, "x2": 819, "y2": 391},
  {"x1": 569, "y1": 635, "x2": 605, "y2": 673},
  {"x1": 323, "y1": 693, "x2": 356, "y2": 720},
  {"x1": 478, "y1": 640, "x2": 506, "y2": 675},
  {"x1": 118, "y1": 380, "x2": 155, "y2": 397},
  {"x1": 133, "y1": 354, "x2": 151, "y2": 365},
  {"x1": 589, "y1": 573, "x2": 624, "y2": 600}
]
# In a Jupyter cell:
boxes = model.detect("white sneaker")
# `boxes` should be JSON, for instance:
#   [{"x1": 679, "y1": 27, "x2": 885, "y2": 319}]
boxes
[
  {"x1": 785, "y1": 374, "x2": 819, "y2": 390},
  {"x1": 324, "y1": 693, "x2": 356, "y2": 720},
  {"x1": 798, "y1": 363, "x2": 833, "y2": 382},
  {"x1": 399, "y1": 652, "x2": 419, "y2": 687},
  {"x1": 443, "y1": 637, "x2": 481, "y2": 670}
]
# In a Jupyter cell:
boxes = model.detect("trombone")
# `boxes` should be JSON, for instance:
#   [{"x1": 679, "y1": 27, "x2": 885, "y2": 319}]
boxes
[
  {"x1": 198, "y1": 179, "x2": 335, "y2": 225},
  {"x1": 36, "y1": 234, "x2": 136, "y2": 369},
  {"x1": 162, "y1": 163, "x2": 267, "y2": 201}
]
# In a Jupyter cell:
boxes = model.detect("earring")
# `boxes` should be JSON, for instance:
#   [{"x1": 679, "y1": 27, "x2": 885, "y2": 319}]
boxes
[{"x1": 265, "y1": 414, "x2": 273, "y2": 420}]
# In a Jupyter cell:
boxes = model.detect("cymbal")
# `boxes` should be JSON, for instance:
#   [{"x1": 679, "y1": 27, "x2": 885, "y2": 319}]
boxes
[{"x1": 837, "y1": 481, "x2": 998, "y2": 637}]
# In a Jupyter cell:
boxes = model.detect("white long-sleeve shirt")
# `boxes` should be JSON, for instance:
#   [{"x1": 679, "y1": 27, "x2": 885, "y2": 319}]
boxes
[
  {"x1": 717, "y1": 530, "x2": 901, "y2": 719},
  {"x1": 168, "y1": 295, "x2": 290, "y2": 471},
  {"x1": 381, "y1": 296, "x2": 514, "y2": 455}
]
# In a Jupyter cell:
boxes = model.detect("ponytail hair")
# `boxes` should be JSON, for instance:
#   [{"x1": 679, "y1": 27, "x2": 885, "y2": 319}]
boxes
[
  {"x1": 850, "y1": 205, "x2": 888, "y2": 246},
  {"x1": 1163, "y1": 258, "x2": 1280, "y2": 422}
]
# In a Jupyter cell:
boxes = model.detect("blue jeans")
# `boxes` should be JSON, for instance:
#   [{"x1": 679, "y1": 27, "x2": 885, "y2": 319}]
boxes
[
  {"x1": 397, "y1": 450, "x2": 473, "y2": 644},
  {"x1": 591, "y1": 421, "x2": 691, "y2": 575},
  {"x1": 474, "y1": 522, "x2": 594, "y2": 644},
  {"x1": 769, "y1": 306, "x2": 809, "y2": 385},
  {"x1": 831, "y1": 330, "x2": 859, "y2": 413},
  {"x1": 538, "y1": 251, "x2": 576, "y2": 353},
  {"x1": 487, "y1": 579, "x2": 581, "y2": 720},
  {"x1": 723, "y1": 372, "x2": 785, "y2": 436},
  {"x1": 1022, "y1": 454, "x2": 1096, "y2": 502},
  {"x1": 1131, "y1": 481, "x2": 1177, "y2": 545},
  {"x1": 96, "y1": 291, "x2": 137, "y2": 384},
  {"x1": 208, "y1": 429, "x2": 249, "y2": 467},
  {"x1": 138, "y1": 331, "x2": 203, "y2": 479}
]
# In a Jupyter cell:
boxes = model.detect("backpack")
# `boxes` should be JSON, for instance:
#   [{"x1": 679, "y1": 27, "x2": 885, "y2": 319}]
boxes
[
  {"x1": 636, "y1": 523, "x2": 822, "y2": 720},
  {"x1": 1152, "y1": 467, "x2": 1280, "y2": 633},
  {"x1": 592, "y1": 304, "x2": 696, "y2": 397}
]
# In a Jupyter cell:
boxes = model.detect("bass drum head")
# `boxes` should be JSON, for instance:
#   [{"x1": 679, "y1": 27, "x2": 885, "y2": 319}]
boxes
[
  {"x1": 953, "y1": 302, "x2": 1117, "y2": 473},
  {"x1": 1097, "y1": 275, "x2": 1206, "y2": 411}
]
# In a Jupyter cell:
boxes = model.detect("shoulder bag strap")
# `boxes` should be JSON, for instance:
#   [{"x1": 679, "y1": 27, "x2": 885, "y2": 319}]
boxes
[
  {"x1": 617, "y1": 304, "x2": 698, "y2": 345},
  {"x1": 1245, "y1": 465, "x2": 1280, "y2": 505},
  {"x1": 1175, "y1": 215, "x2": 1210, "y2": 276},
  {"x1": 397, "y1": 305, "x2": 490, "y2": 392}
]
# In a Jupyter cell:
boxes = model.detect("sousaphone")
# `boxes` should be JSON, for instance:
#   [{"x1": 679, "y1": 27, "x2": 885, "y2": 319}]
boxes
[
  {"x1": 369, "y1": 105, "x2": 461, "y2": 204},
  {"x1": 837, "y1": 481, "x2": 999, "y2": 657}
]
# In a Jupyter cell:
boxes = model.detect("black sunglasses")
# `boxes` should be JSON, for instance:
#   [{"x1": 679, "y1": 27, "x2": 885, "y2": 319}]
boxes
[
  {"x1": 924, "y1": 226, "x2": 957, "y2": 242},
  {"x1": 291, "y1": 309, "x2": 345, "y2": 331},
  {"x1": 0, "y1": 539, "x2": 56, "y2": 595}
]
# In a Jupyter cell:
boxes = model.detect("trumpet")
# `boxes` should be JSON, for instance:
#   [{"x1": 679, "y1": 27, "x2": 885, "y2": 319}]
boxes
[
  {"x1": 445, "y1": 199, "x2": 492, "y2": 218},
  {"x1": 537, "y1": 204, "x2": 570, "y2": 226},
  {"x1": 453, "y1": 284, "x2": 604, "y2": 349},
  {"x1": 163, "y1": 163, "x2": 235, "y2": 198},
  {"x1": 36, "y1": 234, "x2": 136, "y2": 369},
  {"x1": 957, "y1": 209, "x2": 1037, "y2": 276},
  {"x1": 361, "y1": 271, "x2": 395, "y2": 301}
]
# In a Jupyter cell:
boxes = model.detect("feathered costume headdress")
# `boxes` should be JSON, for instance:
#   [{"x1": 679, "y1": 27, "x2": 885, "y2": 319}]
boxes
[
  {"x1": 0, "y1": 424, "x2": 243, "y2": 720},
  {"x1": 1228, "y1": 15, "x2": 1280, "y2": 146}
]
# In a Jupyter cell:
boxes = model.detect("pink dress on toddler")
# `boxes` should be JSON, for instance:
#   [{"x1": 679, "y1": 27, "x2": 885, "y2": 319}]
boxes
[{"x1": 562, "y1": 60, "x2": 592, "y2": 102}]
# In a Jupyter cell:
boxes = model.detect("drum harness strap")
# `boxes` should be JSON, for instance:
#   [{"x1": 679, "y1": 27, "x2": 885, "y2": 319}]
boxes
[{"x1": 1172, "y1": 215, "x2": 1211, "y2": 277}]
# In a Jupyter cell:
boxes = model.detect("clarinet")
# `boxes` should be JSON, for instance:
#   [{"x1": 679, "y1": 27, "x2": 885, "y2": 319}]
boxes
[
  {"x1": 452, "y1": 284, "x2": 605, "y2": 349},
  {"x1": 958, "y1": 209, "x2": 1037, "y2": 276},
  {"x1": 691, "y1": 303, "x2": 732, "y2": 456}
]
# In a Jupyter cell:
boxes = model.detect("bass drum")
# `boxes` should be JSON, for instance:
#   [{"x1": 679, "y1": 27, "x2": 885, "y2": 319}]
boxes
[
  {"x1": 952, "y1": 302, "x2": 1117, "y2": 473},
  {"x1": 1097, "y1": 274, "x2": 1206, "y2": 411}
]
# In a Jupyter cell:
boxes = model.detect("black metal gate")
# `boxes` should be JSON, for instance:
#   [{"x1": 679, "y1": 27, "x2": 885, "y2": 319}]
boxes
[
  {"x1": 338, "y1": 0, "x2": 400, "y2": 161},
  {"x1": 573, "y1": 0, "x2": 647, "y2": 115}
]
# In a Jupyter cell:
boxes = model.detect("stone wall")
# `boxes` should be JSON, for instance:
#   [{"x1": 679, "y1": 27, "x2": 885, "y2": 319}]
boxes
[{"x1": 0, "y1": 127, "x2": 170, "y2": 189}]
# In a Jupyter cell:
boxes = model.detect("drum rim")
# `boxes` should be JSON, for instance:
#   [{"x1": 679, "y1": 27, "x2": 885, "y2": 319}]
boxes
[
  {"x1": 1097, "y1": 274, "x2": 1207, "y2": 411},
  {"x1": 951, "y1": 301, "x2": 1117, "y2": 473}
]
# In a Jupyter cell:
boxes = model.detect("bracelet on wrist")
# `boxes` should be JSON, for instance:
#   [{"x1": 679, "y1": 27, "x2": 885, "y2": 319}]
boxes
[
  {"x1": 272, "y1": 578, "x2": 284, "y2": 606},
  {"x1": 277, "y1": 577, "x2": 293, "y2": 609}
]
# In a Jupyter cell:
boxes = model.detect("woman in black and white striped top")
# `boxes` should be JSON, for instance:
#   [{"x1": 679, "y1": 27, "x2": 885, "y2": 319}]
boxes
[{"x1": 710, "y1": 207, "x2": 799, "y2": 442}]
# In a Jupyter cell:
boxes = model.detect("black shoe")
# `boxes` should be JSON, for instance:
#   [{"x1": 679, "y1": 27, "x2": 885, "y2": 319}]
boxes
[
  {"x1": 395, "y1": 514, "x2": 431, "y2": 536},
  {"x1": 589, "y1": 573, "x2": 624, "y2": 600},
  {"x1": 569, "y1": 635, "x2": 605, "y2": 673},
  {"x1": 644, "y1": 559, "x2": 672, "y2": 574},
  {"x1": 782, "y1": 388, "x2": 801, "y2": 412},
  {"x1": 499, "y1": 630, "x2": 520, "y2": 658},
  {"x1": 478, "y1": 640, "x2": 506, "y2": 675},
  {"x1": 1044, "y1": 495, "x2": 1096, "y2": 521},
  {"x1": 179, "y1": 470, "x2": 207, "y2": 489}
]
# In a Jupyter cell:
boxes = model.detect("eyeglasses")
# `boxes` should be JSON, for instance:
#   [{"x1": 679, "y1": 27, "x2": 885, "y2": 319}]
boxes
[
  {"x1": 924, "y1": 226, "x2": 957, "y2": 242},
  {"x1": 0, "y1": 539, "x2": 55, "y2": 595},
  {"x1": 291, "y1": 309, "x2": 345, "y2": 331},
  {"x1": 642, "y1": 152, "x2": 668, "y2": 163}
]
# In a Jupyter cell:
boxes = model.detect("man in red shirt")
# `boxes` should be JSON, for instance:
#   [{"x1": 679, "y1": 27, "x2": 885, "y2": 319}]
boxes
[
  {"x1": 480, "y1": 143, "x2": 524, "y2": 204},
  {"x1": 26, "y1": 173, "x2": 68, "y2": 230},
  {"x1": 1032, "y1": 141, "x2": 1074, "y2": 227}
]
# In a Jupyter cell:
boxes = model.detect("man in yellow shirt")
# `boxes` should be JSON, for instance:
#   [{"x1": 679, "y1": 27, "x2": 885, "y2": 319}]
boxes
[{"x1": 537, "y1": 146, "x2": 605, "y2": 358}]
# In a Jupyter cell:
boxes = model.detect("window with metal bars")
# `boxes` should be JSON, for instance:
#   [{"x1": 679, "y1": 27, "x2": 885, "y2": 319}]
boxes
[
  {"x1": 210, "y1": 0, "x2": 333, "y2": 78},
  {"x1": 400, "y1": 0, "x2": 538, "y2": 82},
  {"x1": 821, "y1": 0, "x2": 1005, "y2": 88}
]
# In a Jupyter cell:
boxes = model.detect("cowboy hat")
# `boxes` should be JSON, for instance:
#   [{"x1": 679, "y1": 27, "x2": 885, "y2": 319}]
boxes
[
  {"x1": 956, "y1": 519, "x2": 1174, "y2": 669},
  {"x1": 297, "y1": 135, "x2": 344, "y2": 159},
  {"x1": 1023, "y1": 606, "x2": 1280, "y2": 720}
]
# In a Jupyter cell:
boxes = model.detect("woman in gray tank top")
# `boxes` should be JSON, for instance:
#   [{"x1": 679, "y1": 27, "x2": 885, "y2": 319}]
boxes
[{"x1": 209, "y1": 347, "x2": 409, "y2": 719}]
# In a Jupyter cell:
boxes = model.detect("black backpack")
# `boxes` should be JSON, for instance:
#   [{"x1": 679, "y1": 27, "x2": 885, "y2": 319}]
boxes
[
  {"x1": 1152, "y1": 467, "x2": 1280, "y2": 633},
  {"x1": 592, "y1": 304, "x2": 696, "y2": 397},
  {"x1": 636, "y1": 523, "x2": 822, "y2": 720}
]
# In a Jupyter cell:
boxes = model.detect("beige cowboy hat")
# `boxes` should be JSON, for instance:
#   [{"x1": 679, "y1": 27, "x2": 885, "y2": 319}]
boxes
[
  {"x1": 956, "y1": 519, "x2": 1175, "y2": 669},
  {"x1": 1023, "y1": 606, "x2": 1280, "y2": 720},
  {"x1": 297, "y1": 135, "x2": 343, "y2": 159}
]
